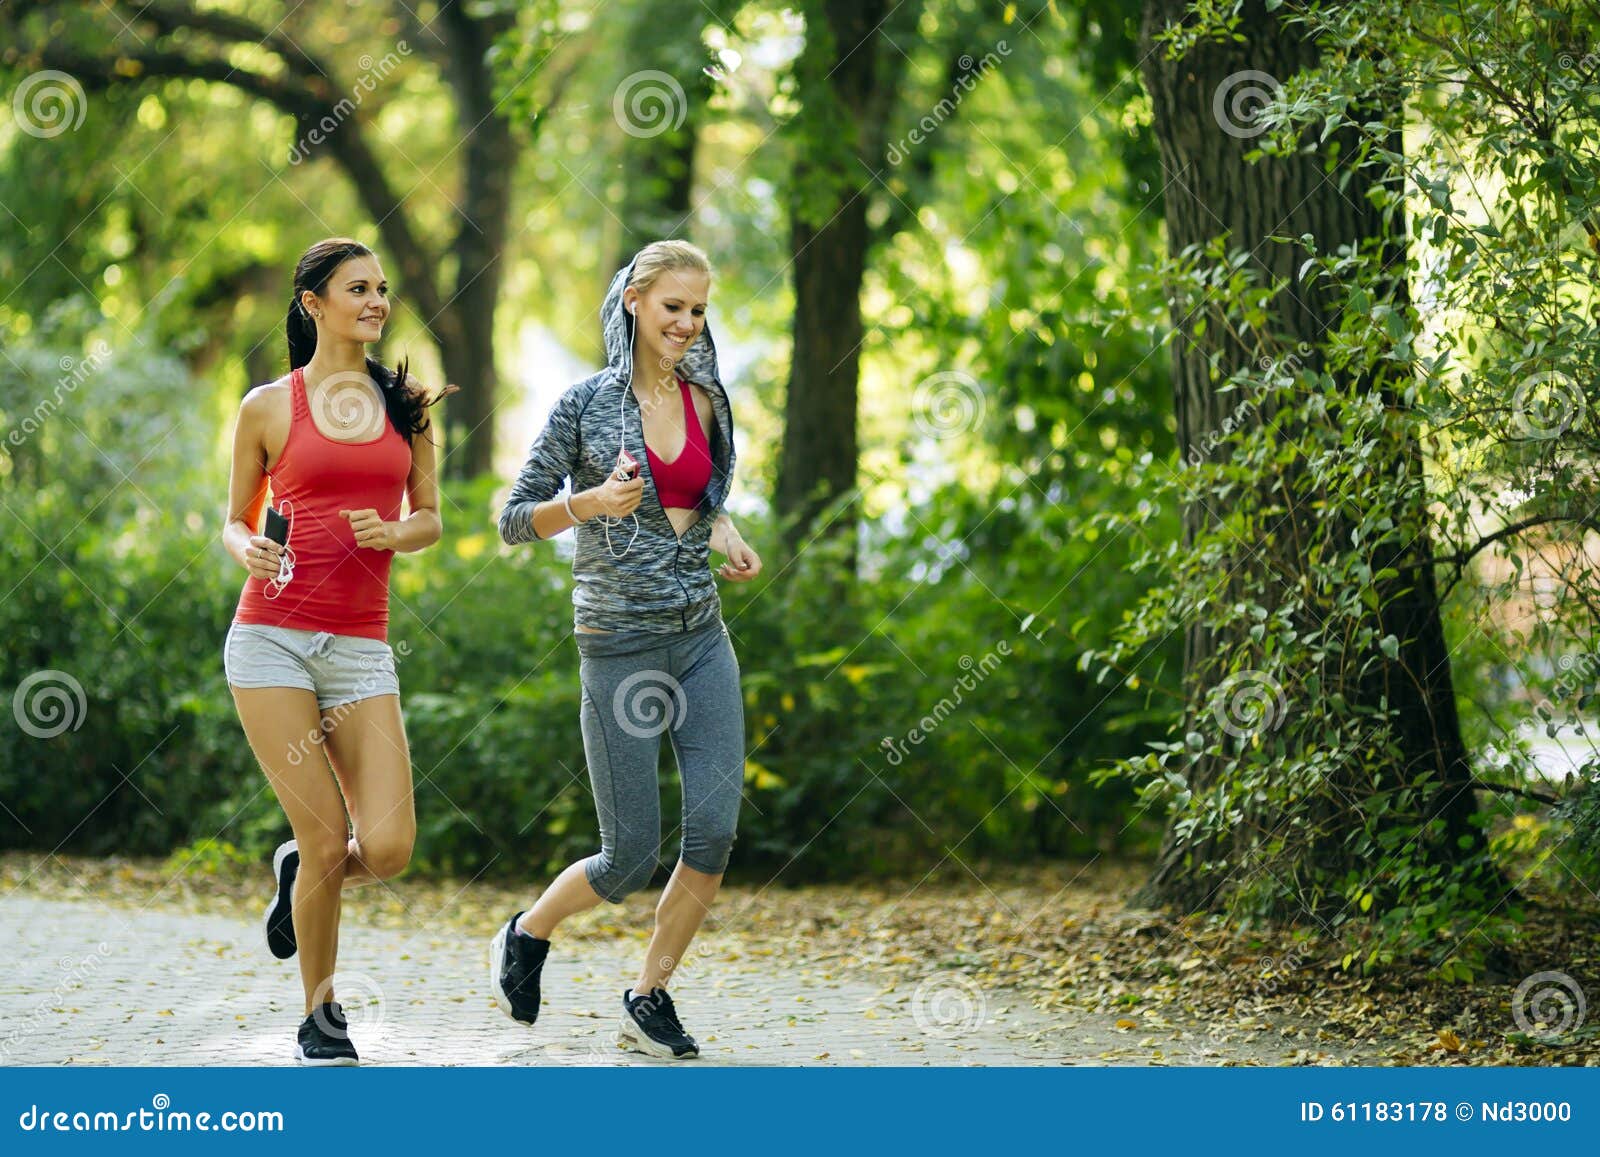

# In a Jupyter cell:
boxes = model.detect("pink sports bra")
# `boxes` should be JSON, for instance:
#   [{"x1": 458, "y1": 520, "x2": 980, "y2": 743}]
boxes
[{"x1": 645, "y1": 378, "x2": 712, "y2": 509}]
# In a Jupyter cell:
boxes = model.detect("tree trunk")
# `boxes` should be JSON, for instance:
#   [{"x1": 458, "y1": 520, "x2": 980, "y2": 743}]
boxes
[
  {"x1": 438, "y1": 0, "x2": 515, "y2": 479},
  {"x1": 609, "y1": 4, "x2": 706, "y2": 275},
  {"x1": 1136, "y1": 0, "x2": 1483, "y2": 912},
  {"x1": 775, "y1": 0, "x2": 917, "y2": 557},
  {"x1": 2, "y1": 0, "x2": 519, "y2": 479}
]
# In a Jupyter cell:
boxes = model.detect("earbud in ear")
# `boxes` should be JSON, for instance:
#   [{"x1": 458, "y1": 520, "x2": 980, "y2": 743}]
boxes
[{"x1": 629, "y1": 303, "x2": 637, "y2": 315}]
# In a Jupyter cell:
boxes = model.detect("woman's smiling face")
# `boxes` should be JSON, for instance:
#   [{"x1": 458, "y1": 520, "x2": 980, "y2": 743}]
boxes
[
  {"x1": 304, "y1": 254, "x2": 389, "y2": 344},
  {"x1": 626, "y1": 268, "x2": 710, "y2": 375}
]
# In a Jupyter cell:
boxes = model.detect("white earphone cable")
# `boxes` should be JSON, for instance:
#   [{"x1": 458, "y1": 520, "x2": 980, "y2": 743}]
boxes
[{"x1": 263, "y1": 498, "x2": 297, "y2": 600}]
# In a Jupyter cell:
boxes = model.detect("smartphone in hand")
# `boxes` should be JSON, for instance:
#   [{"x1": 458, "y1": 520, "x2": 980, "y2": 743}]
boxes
[{"x1": 264, "y1": 506, "x2": 290, "y2": 546}]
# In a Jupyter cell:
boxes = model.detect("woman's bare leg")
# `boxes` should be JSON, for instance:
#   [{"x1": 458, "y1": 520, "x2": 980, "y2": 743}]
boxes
[
  {"x1": 633, "y1": 861, "x2": 722, "y2": 993},
  {"x1": 231, "y1": 685, "x2": 351, "y2": 1015},
  {"x1": 321, "y1": 694, "x2": 415, "y2": 886},
  {"x1": 518, "y1": 861, "x2": 605, "y2": 939}
]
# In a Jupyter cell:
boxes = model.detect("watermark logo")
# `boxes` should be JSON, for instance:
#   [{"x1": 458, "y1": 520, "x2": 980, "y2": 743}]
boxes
[
  {"x1": 910, "y1": 970, "x2": 987, "y2": 1038},
  {"x1": 613, "y1": 669, "x2": 689, "y2": 738},
  {"x1": 1211, "y1": 669, "x2": 1287, "y2": 739},
  {"x1": 912, "y1": 371, "x2": 985, "y2": 440},
  {"x1": 306, "y1": 370, "x2": 386, "y2": 435},
  {"x1": 881, "y1": 643, "x2": 1011, "y2": 766},
  {"x1": 283, "y1": 641, "x2": 409, "y2": 767},
  {"x1": 1213, "y1": 70, "x2": 1280, "y2": 139},
  {"x1": 1512, "y1": 970, "x2": 1586, "y2": 1043},
  {"x1": 288, "y1": 45, "x2": 412, "y2": 164},
  {"x1": 312, "y1": 970, "x2": 389, "y2": 1046},
  {"x1": 885, "y1": 43, "x2": 1010, "y2": 165},
  {"x1": 613, "y1": 71, "x2": 687, "y2": 139},
  {"x1": 12, "y1": 71, "x2": 87, "y2": 138},
  {"x1": 7, "y1": 341, "x2": 113, "y2": 451},
  {"x1": 1511, "y1": 370, "x2": 1585, "y2": 440},
  {"x1": 13, "y1": 670, "x2": 87, "y2": 739}
]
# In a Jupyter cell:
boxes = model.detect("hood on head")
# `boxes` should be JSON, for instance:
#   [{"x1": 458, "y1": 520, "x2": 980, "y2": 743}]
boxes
[{"x1": 600, "y1": 254, "x2": 721, "y2": 390}]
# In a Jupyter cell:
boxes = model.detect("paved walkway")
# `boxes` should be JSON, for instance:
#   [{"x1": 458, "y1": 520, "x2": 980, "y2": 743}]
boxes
[
  {"x1": 0, "y1": 895, "x2": 1093, "y2": 1066},
  {"x1": 0, "y1": 894, "x2": 1372, "y2": 1066}
]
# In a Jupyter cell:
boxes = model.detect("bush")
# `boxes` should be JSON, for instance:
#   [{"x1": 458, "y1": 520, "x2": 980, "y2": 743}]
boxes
[{"x1": 2, "y1": 321, "x2": 1175, "y2": 883}]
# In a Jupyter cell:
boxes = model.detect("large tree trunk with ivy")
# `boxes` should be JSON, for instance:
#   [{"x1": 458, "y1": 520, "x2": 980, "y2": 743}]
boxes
[{"x1": 1136, "y1": 0, "x2": 1485, "y2": 914}]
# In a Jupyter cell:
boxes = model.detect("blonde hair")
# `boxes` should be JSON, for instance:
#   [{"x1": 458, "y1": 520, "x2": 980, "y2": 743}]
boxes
[{"x1": 628, "y1": 239, "x2": 713, "y2": 294}]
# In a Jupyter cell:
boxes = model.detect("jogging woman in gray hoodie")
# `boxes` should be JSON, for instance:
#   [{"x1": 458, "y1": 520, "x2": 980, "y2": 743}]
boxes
[{"x1": 490, "y1": 240, "x2": 761, "y2": 1059}]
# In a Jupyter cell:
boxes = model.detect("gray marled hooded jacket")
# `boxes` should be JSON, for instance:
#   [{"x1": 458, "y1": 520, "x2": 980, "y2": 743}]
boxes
[{"x1": 498, "y1": 258, "x2": 737, "y2": 633}]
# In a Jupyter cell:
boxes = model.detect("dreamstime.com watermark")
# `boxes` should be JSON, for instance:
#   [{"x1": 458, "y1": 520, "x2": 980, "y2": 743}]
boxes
[
  {"x1": 912, "y1": 370, "x2": 986, "y2": 441},
  {"x1": 1510, "y1": 369, "x2": 1586, "y2": 440},
  {"x1": 880, "y1": 641, "x2": 1011, "y2": 767},
  {"x1": 1181, "y1": 348, "x2": 1308, "y2": 470},
  {"x1": 11, "y1": 668, "x2": 87, "y2": 739},
  {"x1": 1190, "y1": 945, "x2": 1310, "y2": 1055},
  {"x1": 17, "y1": 1094, "x2": 283, "y2": 1134},
  {"x1": 6, "y1": 341, "x2": 112, "y2": 450},
  {"x1": 1213, "y1": 70, "x2": 1281, "y2": 139},
  {"x1": 612, "y1": 669, "x2": 690, "y2": 739},
  {"x1": 886, "y1": 43, "x2": 1011, "y2": 166},
  {"x1": 0, "y1": 944, "x2": 111, "y2": 1059},
  {"x1": 10, "y1": 70, "x2": 87, "y2": 139},
  {"x1": 613, "y1": 70, "x2": 687, "y2": 139},
  {"x1": 309, "y1": 969, "x2": 390, "y2": 1048},
  {"x1": 1515, "y1": 651, "x2": 1600, "y2": 790},
  {"x1": 910, "y1": 970, "x2": 988, "y2": 1038},
  {"x1": 1511, "y1": 970, "x2": 1587, "y2": 1043},
  {"x1": 288, "y1": 44, "x2": 413, "y2": 165},
  {"x1": 283, "y1": 640, "x2": 411, "y2": 767},
  {"x1": 1211, "y1": 669, "x2": 1287, "y2": 740}
]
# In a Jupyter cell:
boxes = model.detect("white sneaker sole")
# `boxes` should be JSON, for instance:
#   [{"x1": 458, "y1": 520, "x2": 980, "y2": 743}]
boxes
[
  {"x1": 488, "y1": 920, "x2": 537, "y2": 1024},
  {"x1": 293, "y1": 1043, "x2": 357, "y2": 1067},
  {"x1": 488, "y1": 921, "x2": 514, "y2": 1018},
  {"x1": 263, "y1": 841, "x2": 296, "y2": 959},
  {"x1": 616, "y1": 1015, "x2": 699, "y2": 1060}
]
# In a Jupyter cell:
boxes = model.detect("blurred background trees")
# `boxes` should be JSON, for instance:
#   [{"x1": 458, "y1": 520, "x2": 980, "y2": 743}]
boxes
[{"x1": 3, "y1": 0, "x2": 1598, "y2": 977}]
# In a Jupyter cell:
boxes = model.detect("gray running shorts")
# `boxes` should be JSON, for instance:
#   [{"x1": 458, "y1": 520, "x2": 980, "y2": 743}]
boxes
[{"x1": 224, "y1": 623, "x2": 399, "y2": 710}]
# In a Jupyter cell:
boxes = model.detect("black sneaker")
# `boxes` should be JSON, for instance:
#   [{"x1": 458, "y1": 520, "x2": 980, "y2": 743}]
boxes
[
  {"x1": 489, "y1": 911, "x2": 549, "y2": 1025},
  {"x1": 617, "y1": 987, "x2": 699, "y2": 1059},
  {"x1": 294, "y1": 1002, "x2": 359, "y2": 1067},
  {"x1": 264, "y1": 840, "x2": 299, "y2": 960}
]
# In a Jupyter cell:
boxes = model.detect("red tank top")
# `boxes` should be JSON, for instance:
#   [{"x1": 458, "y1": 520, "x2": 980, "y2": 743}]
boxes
[
  {"x1": 645, "y1": 378, "x2": 712, "y2": 509},
  {"x1": 234, "y1": 367, "x2": 412, "y2": 641}
]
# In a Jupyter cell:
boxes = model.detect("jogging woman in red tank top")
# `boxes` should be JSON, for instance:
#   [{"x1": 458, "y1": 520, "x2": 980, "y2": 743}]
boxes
[{"x1": 220, "y1": 238, "x2": 452, "y2": 1066}]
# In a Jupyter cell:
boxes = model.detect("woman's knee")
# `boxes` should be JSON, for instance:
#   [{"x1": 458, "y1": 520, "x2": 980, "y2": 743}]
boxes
[
  {"x1": 681, "y1": 823, "x2": 736, "y2": 877},
  {"x1": 294, "y1": 829, "x2": 350, "y2": 874},
  {"x1": 588, "y1": 845, "x2": 659, "y2": 902},
  {"x1": 359, "y1": 833, "x2": 413, "y2": 880}
]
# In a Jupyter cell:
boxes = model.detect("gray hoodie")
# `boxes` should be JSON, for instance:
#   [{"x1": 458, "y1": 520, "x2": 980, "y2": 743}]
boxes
[{"x1": 498, "y1": 258, "x2": 737, "y2": 633}]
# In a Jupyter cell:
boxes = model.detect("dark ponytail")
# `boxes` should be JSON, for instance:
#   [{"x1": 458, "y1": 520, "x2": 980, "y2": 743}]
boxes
[
  {"x1": 286, "y1": 237, "x2": 448, "y2": 445},
  {"x1": 286, "y1": 294, "x2": 319, "y2": 372}
]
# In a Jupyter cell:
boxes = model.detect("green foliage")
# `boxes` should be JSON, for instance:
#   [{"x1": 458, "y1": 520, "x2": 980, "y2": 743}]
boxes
[
  {"x1": 0, "y1": 306, "x2": 247, "y2": 856},
  {"x1": 1087, "y1": 0, "x2": 1600, "y2": 973},
  {"x1": 0, "y1": 320, "x2": 1168, "y2": 880}
]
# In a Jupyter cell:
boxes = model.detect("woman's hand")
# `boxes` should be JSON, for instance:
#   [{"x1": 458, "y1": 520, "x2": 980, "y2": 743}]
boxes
[
  {"x1": 243, "y1": 535, "x2": 286, "y2": 582},
  {"x1": 341, "y1": 507, "x2": 397, "y2": 550},
  {"x1": 585, "y1": 470, "x2": 645, "y2": 520},
  {"x1": 718, "y1": 537, "x2": 762, "y2": 582}
]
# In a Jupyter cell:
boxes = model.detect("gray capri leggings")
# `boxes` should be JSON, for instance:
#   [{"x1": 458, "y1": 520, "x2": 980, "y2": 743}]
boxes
[{"x1": 575, "y1": 618, "x2": 745, "y2": 902}]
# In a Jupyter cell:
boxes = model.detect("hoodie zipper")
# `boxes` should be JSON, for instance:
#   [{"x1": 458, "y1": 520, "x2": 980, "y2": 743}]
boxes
[
  {"x1": 628, "y1": 391, "x2": 695, "y2": 629},
  {"x1": 611, "y1": 275, "x2": 734, "y2": 632}
]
